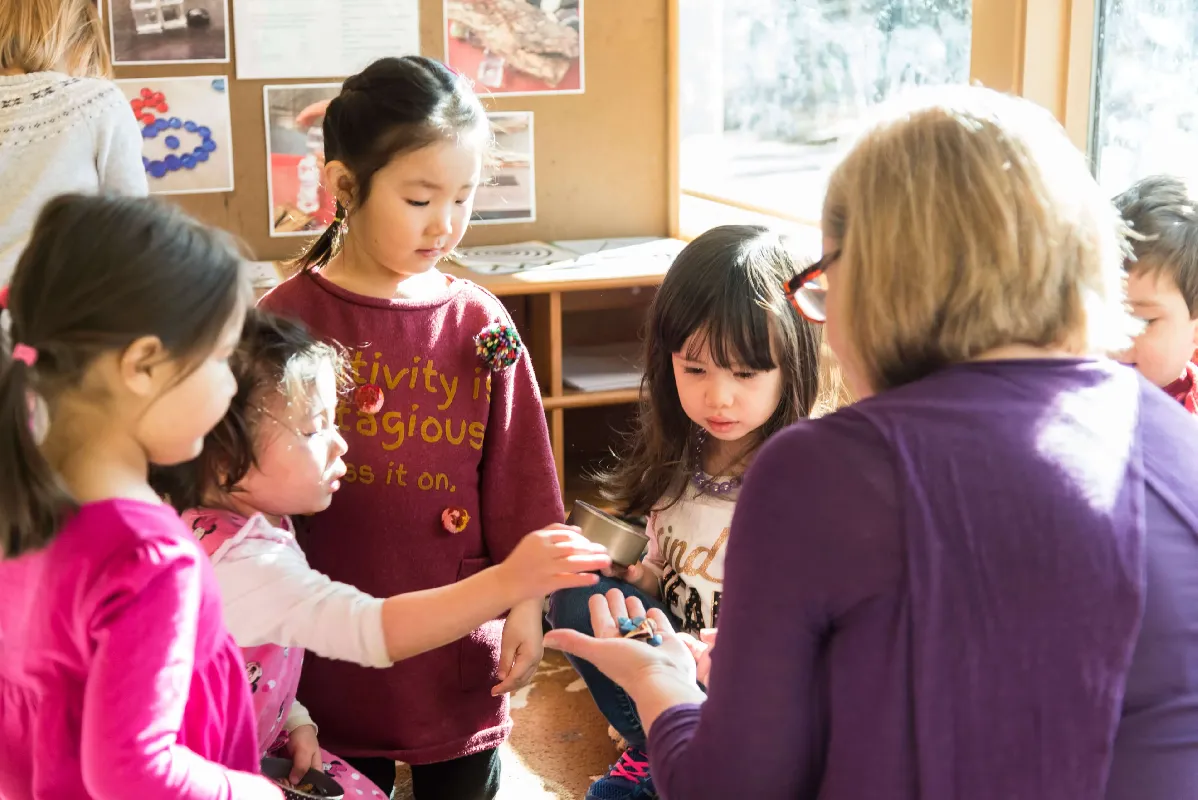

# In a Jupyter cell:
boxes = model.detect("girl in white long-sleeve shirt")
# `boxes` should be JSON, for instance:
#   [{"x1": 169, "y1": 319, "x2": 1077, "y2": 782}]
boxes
[
  {"x1": 0, "y1": 0, "x2": 148, "y2": 281},
  {"x1": 151, "y1": 310, "x2": 608, "y2": 790}
]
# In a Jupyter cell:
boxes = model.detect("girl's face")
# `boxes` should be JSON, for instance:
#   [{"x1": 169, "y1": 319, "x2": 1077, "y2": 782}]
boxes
[
  {"x1": 134, "y1": 304, "x2": 244, "y2": 466},
  {"x1": 336, "y1": 139, "x2": 483, "y2": 277},
  {"x1": 671, "y1": 332, "x2": 783, "y2": 446},
  {"x1": 235, "y1": 360, "x2": 348, "y2": 519}
]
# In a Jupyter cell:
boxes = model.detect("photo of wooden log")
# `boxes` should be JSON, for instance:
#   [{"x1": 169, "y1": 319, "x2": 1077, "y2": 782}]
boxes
[{"x1": 447, "y1": 0, "x2": 582, "y2": 89}]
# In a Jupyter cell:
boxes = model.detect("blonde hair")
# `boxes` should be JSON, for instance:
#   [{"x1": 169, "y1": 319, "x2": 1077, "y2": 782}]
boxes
[
  {"x1": 823, "y1": 86, "x2": 1134, "y2": 394},
  {"x1": 0, "y1": 0, "x2": 111, "y2": 78},
  {"x1": 813, "y1": 338, "x2": 853, "y2": 415}
]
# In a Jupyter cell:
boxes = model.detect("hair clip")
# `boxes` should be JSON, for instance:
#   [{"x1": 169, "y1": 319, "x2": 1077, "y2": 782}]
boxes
[
  {"x1": 0, "y1": 285, "x2": 9, "y2": 309},
  {"x1": 474, "y1": 322, "x2": 523, "y2": 371},
  {"x1": 11, "y1": 343, "x2": 37, "y2": 367}
]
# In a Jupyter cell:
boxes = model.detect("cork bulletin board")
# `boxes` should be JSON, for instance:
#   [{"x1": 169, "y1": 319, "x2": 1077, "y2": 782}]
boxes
[{"x1": 111, "y1": 0, "x2": 670, "y2": 262}]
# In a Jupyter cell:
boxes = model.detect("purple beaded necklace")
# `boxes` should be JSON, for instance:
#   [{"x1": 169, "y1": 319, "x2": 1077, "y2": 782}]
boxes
[{"x1": 689, "y1": 430, "x2": 743, "y2": 495}]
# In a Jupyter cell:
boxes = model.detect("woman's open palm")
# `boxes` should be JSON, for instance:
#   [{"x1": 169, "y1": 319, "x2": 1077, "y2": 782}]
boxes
[{"x1": 543, "y1": 588, "x2": 697, "y2": 691}]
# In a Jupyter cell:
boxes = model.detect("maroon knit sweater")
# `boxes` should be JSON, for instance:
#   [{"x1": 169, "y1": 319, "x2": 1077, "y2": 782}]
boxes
[{"x1": 260, "y1": 271, "x2": 562, "y2": 763}]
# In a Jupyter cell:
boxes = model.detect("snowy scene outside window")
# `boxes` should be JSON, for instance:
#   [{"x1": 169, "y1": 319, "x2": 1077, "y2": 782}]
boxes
[
  {"x1": 1092, "y1": 0, "x2": 1198, "y2": 196},
  {"x1": 679, "y1": 0, "x2": 972, "y2": 224}
]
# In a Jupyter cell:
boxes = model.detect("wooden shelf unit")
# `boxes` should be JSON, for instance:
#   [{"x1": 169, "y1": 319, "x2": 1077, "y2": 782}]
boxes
[
  {"x1": 543, "y1": 387, "x2": 641, "y2": 411},
  {"x1": 442, "y1": 254, "x2": 670, "y2": 491}
]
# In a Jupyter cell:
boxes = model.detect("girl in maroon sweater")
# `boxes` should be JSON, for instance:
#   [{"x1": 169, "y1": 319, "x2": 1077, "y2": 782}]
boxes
[{"x1": 258, "y1": 56, "x2": 560, "y2": 799}]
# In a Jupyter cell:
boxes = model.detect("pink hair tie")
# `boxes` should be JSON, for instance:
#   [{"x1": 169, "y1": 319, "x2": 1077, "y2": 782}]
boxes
[{"x1": 12, "y1": 344, "x2": 37, "y2": 367}]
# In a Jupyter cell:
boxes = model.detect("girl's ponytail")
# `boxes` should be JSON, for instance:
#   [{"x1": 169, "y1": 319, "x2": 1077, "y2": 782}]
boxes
[
  {"x1": 294, "y1": 200, "x2": 345, "y2": 272},
  {"x1": 0, "y1": 337, "x2": 72, "y2": 557}
]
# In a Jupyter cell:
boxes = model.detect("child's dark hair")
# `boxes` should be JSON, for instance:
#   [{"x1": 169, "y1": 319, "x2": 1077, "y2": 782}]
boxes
[
  {"x1": 600, "y1": 225, "x2": 823, "y2": 516},
  {"x1": 1113, "y1": 175, "x2": 1198, "y2": 314},
  {"x1": 152, "y1": 310, "x2": 346, "y2": 513},
  {"x1": 295, "y1": 56, "x2": 490, "y2": 272},
  {"x1": 0, "y1": 194, "x2": 247, "y2": 557}
]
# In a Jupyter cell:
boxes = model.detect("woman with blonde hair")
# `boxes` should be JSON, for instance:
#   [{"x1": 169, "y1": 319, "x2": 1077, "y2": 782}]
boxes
[
  {"x1": 545, "y1": 85, "x2": 1198, "y2": 799},
  {"x1": 0, "y1": 0, "x2": 147, "y2": 281}
]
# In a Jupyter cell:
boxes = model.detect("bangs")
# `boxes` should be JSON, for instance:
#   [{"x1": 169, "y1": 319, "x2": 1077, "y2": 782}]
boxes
[{"x1": 661, "y1": 268, "x2": 778, "y2": 371}]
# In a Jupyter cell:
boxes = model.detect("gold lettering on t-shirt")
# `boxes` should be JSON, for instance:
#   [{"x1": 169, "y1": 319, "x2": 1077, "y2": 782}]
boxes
[
  {"x1": 338, "y1": 351, "x2": 499, "y2": 491},
  {"x1": 660, "y1": 527, "x2": 729, "y2": 583}
]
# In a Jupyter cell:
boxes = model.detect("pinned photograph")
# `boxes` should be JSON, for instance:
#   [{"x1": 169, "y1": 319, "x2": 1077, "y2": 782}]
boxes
[
  {"x1": 108, "y1": 0, "x2": 230, "y2": 64},
  {"x1": 263, "y1": 84, "x2": 342, "y2": 237},
  {"x1": 114, "y1": 76, "x2": 235, "y2": 195},
  {"x1": 446, "y1": 0, "x2": 583, "y2": 96},
  {"x1": 475, "y1": 111, "x2": 535, "y2": 224}
]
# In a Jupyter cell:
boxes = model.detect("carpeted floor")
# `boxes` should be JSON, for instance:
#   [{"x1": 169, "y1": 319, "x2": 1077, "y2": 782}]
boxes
[{"x1": 389, "y1": 651, "x2": 616, "y2": 799}]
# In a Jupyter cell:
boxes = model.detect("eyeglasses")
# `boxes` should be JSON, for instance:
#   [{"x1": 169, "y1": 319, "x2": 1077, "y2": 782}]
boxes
[{"x1": 783, "y1": 250, "x2": 839, "y2": 324}]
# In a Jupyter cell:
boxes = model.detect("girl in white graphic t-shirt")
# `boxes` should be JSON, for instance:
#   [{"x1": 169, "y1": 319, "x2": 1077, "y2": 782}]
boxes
[{"x1": 548, "y1": 224, "x2": 840, "y2": 800}]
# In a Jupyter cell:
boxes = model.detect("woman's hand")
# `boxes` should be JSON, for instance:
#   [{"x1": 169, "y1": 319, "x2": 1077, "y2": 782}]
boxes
[
  {"x1": 284, "y1": 724, "x2": 323, "y2": 786},
  {"x1": 496, "y1": 525, "x2": 611, "y2": 605},
  {"x1": 544, "y1": 589, "x2": 701, "y2": 699}
]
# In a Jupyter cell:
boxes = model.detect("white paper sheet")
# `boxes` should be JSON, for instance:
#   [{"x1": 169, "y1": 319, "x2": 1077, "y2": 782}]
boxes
[
  {"x1": 561, "y1": 343, "x2": 643, "y2": 393},
  {"x1": 233, "y1": 0, "x2": 419, "y2": 80}
]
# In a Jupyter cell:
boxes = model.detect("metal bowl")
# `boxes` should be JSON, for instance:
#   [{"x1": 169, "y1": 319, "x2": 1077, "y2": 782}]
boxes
[
  {"x1": 260, "y1": 757, "x2": 344, "y2": 800},
  {"x1": 568, "y1": 500, "x2": 649, "y2": 567}
]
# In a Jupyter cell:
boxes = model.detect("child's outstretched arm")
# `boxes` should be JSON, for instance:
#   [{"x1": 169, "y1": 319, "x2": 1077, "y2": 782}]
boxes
[
  {"x1": 82, "y1": 545, "x2": 281, "y2": 799},
  {"x1": 213, "y1": 524, "x2": 609, "y2": 666},
  {"x1": 379, "y1": 525, "x2": 607, "y2": 662}
]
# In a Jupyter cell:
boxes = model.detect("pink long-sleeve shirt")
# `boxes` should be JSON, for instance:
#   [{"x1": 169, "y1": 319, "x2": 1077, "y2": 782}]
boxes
[{"x1": 0, "y1": 498, "x2": 281, "y2": 799}]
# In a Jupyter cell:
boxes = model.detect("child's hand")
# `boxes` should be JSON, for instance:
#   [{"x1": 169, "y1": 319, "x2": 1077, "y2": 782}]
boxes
[
  {"x1": 285, "y1": 724, "x2": 322, "y2": 785},
  {"x1": 497, "y1": 524, "x2": 611, "y2": 604},
  {"x1": 682, "y1": 627, "x2": 717, "y2": 685},
  {"x1": 601, "y1": 561, "x2": 643, "y2": 581},
  {"x1": 600, "y1": 561, "x2": 660, "y2": 597},
  {"x1": 493, "y1": 600, "x2": 545, "y2": 696}
]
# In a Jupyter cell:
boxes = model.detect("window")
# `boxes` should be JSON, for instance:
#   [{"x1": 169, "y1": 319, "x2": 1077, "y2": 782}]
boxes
[
  {"x1": 676, "y1": 0, "x2": 973, "y2": 235},
  {"x1": 1091, "y1": 0, "x2": 1198, "y2": 195}
]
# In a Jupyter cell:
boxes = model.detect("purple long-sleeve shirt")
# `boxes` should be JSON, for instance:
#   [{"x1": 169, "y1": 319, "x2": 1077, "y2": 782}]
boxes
[{"x1": 648, "y1": 359, "x2": 1198, "y2": 799}]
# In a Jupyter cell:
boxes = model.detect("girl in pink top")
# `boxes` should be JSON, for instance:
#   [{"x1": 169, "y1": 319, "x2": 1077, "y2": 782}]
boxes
[
  {"x1": 0, "y1": 196, "x2": 281, "y2": 798},
  {"x1": 151, "y1": 311, "x2": 607, "y2": 794}
]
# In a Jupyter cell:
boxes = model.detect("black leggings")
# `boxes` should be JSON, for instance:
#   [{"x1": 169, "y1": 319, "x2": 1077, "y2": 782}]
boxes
[{"x1": 346, "y1": 748, "x2": 501, "y2": 800}]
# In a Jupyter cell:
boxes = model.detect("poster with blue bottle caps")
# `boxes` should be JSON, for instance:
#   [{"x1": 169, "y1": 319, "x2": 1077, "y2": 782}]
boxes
[{"x1": 114, "y1": 76, "x2": 235, "y2": 195}]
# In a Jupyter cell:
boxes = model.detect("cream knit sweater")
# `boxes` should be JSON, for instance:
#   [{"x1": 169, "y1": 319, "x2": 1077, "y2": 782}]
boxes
[{"x1": 0, "y1": 72, "x2": 148, "y2": 281}]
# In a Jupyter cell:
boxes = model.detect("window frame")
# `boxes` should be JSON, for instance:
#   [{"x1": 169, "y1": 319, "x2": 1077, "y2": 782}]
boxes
[{"x1": 668, "y1": 0, "x2": 1101, "y2": 241}]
